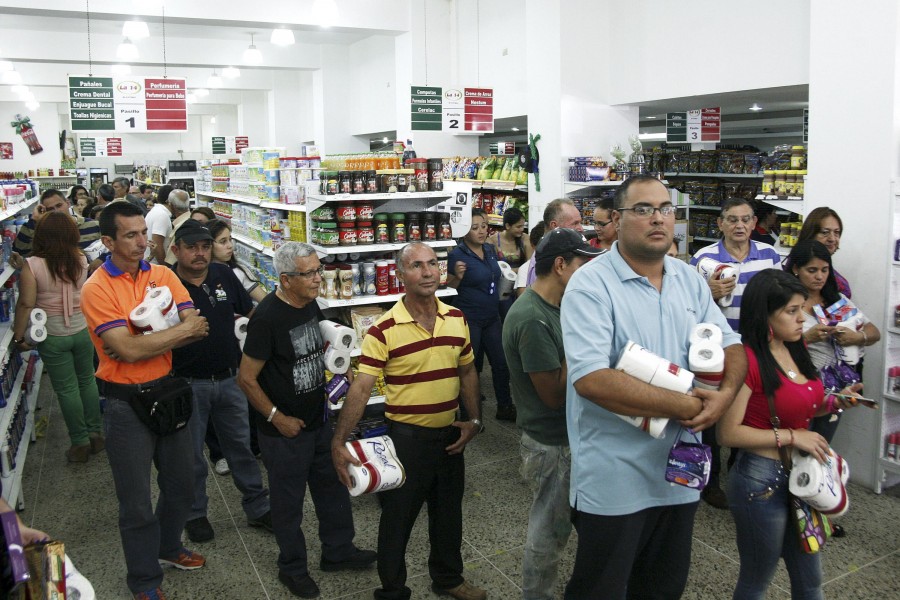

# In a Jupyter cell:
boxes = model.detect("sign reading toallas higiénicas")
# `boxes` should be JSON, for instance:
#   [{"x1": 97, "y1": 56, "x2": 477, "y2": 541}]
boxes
[{"x1": 68, "y1": 75, "x2": 187, "y2": 132}]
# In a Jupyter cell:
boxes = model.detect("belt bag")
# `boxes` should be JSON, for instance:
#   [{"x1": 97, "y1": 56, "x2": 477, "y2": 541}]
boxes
[{"x1": 127, "y1": 377, "x2": 193, "y2": 436}]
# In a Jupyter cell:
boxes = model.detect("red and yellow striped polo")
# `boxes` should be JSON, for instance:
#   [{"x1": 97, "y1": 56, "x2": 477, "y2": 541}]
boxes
[{"x1": 358, "y1": 297, "x2": 473, "y2": 427}]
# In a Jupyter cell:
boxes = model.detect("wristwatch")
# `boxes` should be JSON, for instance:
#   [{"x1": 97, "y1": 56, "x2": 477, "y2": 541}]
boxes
[{"x1": 470, "y1": 418, "x2": 484, "y2": 433}]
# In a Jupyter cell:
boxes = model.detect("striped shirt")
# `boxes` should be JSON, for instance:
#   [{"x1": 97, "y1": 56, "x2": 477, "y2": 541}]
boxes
[
  {"x1": 358, "y1": 297, "x2": 474, "y2": 427},
  {"x1": 690, "y1": 240, "x2": 782, "y2": 332},
  {"x1": 14, "y1": 214, "x2": 101, "y2": 257}
]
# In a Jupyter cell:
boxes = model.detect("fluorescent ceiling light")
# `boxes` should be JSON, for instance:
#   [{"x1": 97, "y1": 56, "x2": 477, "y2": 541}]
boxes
[
  {"x1": 382, "y1": 137, "x2": 389, "y2": 144},
  {"x1": 243, "y1": 33, "x2": 262, "y2": 65},
  {"x1": 122, "y1": 20, "x2": 150, "y2": 40},
  {"x1": 11, "y1": 85, "x2": 28, "y2": 96},
  {"x1": 1, "y1": 69, "x2": 22, "y2": 84},
  {"x1": 638, "y1": 133, "x2": 667, "y2": 141},
  {"x1": 270, "y1": 28, "x2": 295, "y2": 46},
  {"x1": 511, "y1": 127, "x2": 520, "y2": 132},
  {"x1": 645, "y1": 116, "x2": 658, "y2": 119},
  {"x1": 312, "y1": 0, "x2": 339, "y2": 28},
  {"x1": 194, "y1": 88, "x2": 210, "y2": 97},
  {"x1": 111, "y1": 64, "x2": 132, "y2": 75},
  {"x1": 186, "y1": 92, "x2": 197, "y2": 104},
  {"x1": 117, "y1": 37, "x2": 139, "y2": 61},
  {"x1": 25, "y1": 100, "x2": 39, "y2": 110},
  {"x1": 0, "y1": 60, "x2": 12, "y2": 72},
  {"x1": 749, "y1": 103, "x2": 763, "y2": 111},
  {"x1": 222, "y1": 66, "x2": 240, "y2": 79},
  {"x1": 208, "y1": 70, "x2": 223, "y2": 88}
]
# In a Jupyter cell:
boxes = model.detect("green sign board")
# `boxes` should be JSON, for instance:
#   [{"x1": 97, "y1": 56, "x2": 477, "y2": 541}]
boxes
[
  {"x1": 411, "y1": 86, "x2": 443, "y2": 131},
  {"x1": 79, "y1": 138, "x2": 97, "y2": 157},
  {"x1": 666, "y1": 112, "x2": 688, "y2": 143},
  {"x1": 212, "y1": 136, "x2": 226, "y2": 154},
  {"x1": 69, "y1": 76, "x2": 115, "y2": 131}
]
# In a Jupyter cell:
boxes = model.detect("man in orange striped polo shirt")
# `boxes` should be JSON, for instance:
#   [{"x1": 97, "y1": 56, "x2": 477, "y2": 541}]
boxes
[{"x1": 332, "y1": 242, "x2": 486, "y2": 600}]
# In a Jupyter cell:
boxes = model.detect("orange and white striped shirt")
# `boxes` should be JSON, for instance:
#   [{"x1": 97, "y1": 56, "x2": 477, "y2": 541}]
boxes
[{"x1": 358, "y1": 297, "x2": 473, "y2": 427}]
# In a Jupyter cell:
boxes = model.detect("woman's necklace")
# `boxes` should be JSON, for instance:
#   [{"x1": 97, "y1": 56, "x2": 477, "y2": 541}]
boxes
[{"x1": 771, "y1": 347, "x2": 797, "y2": 379}]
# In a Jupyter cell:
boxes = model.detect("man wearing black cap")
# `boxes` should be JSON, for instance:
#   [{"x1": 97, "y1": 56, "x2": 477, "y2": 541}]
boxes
[
  {"x1": 170, "y1": 219, "x2": 272, "y2": 544},
  {"x1": 502, "y1": 229, "x2": 602, "y2": 600}
]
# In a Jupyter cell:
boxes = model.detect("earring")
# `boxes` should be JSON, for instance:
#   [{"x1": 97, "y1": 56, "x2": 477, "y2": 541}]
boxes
[{"x1": 767, "y1": 324, "x2": 774, "y2": 342}]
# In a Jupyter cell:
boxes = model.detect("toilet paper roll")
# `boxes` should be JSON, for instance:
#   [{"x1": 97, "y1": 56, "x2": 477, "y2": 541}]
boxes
[
  {"x1": 696, "y1": 258, "x2": 739, "y2": 307},
  {"x1": 129, "y1": 303, "x2": 171, "y2": 334},
  {"x1": 29, "y1": 308, "x2": 47, "y2": 325},
  {"x1": 789, "y1": 448, "x2": 850, "y2": 516},
  {"x1": 689, "y1": 323, "x2": 724, "y2": 347},
  {"x1": 319, "y1": 320, "x2": 357, "y2": 352},
  {"x1": 324, "y1": 346, "x2": 351, "y2": 374},
  {"x1": 497, "y1": 260, "x2": 518, "y2": 282},
  {"x1": 234, "y1": 316, "x2": 249, "y2": 351},
  {"x1": 717, "y1": 266, "x2": 738, "y2": 307},
  {"x1": 345, "y1": 436, "x2": 406, "y2": 496},
  {"x1": 689, "y1": 341, "x2": 725, "y2": 390},
  {"x1": 146, "y1": 286, "x2": 181, "y2": 328},
  {"x1": 25, "y1": 324, "x2": 47, "y2": 345},
  {"x1": 618, "y1": 415, "x2": 670, "y2": 439}
]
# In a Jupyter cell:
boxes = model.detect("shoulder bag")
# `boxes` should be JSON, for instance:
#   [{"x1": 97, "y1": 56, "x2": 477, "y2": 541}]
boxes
[{"x1": 127, "y1": 377, "x2": 194, "y2": 436}]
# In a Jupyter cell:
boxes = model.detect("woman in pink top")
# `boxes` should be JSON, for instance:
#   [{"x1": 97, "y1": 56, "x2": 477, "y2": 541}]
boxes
[{"x1": 12, "y1": 212, "x2": 102, "y2": 463}]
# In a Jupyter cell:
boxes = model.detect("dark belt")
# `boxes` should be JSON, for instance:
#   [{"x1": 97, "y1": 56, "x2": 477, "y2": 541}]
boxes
[
  {"x1": 98, "y1": 375, "x2": 172, "y2": 398},
  {"x1": 180, "y1": 368, "x2": 238, "y2": 382},
  {"x1": 388, "y1": 419, "x2": 456, "y2": 441}
]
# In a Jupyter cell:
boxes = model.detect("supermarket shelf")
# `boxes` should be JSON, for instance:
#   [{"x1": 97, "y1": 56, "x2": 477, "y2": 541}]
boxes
[
  {"x1": 879, "y1": 457, "x2": 900, "y2": 476},
  {"x1": 888, "y1": 327, "x2": 900, "y2": 335},
  {"x1": 564, "y1": 180, "x2": 623, "y2": 188},
  {"x1": 893, "y1": 261, "x2": 900, "y2": 267},
  {"x1": 260, "y1": 201, "x2": 306, "y2": 212},
  {"x1": 331, "y1": 394, "x2": 386, "y2": 411},
  {"x1": 0, "y1": 322, "x2": 14, "y2": 365},
  {"x1": 312, "y1": 240, "x2": 457, "y2": 256},
  {"x1": 29, "y1": 175, "x2": 76, "y2": 180},
  {"x1": 467, "y1": 181, "x2": 528, "y2": 192},
  {"x1": 1, "y1": 358, "x2": 43, "y2": 510},
  {"x1": 689, "y1": 205, "x2": 721, "y2": 212},
  {"x1": 692, "y1": 236, "x2": 719, "y2": 243},
  {"x1": 232, "y1": 233, "x2": 264, "y2": 251},
  {"x1": 665, "y1": 172, "x2": 763, "y2": 179},
  {"x1": 0, "y1": 198, "x2": 38, "y2": 222},
  {"x1": 197, "y1": 190, "x2": 265, "y2": 205},
  {"x1": 883, "y1": 392, "x2": 900, "y2": 403},
  {"x1": 755, "y1": 194, "x2": 805, "y2": 214},
  {"x1": 308, "y1": 191, "x2": 452, "y2": 203},
  {"x1": 317, "y1": 287, "x2": 457, "y2": 308},
  {"x1": 0, "y1": 264, "x2": 15, "y2": 288},
  {"x1": 0, "y1": 358, "x2": 31, "y2": 461}
]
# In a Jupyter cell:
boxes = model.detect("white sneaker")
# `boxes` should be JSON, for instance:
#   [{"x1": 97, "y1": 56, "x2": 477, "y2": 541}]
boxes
[{"x1": 214, "y1": 458, "x2": 230, "y2": 476}]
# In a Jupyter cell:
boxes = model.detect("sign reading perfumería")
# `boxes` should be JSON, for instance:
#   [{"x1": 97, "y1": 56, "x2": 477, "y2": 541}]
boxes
[{"x1": 69, "y1": 75, "x2": 187, "y2": 132}]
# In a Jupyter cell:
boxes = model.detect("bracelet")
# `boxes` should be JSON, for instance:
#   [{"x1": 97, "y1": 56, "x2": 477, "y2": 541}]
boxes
[
  {"x1": 266, "y1": 406, "x2": 278, "y2": 423},
  {"x1": 861, "y1": 330, "x2": 868, "y2": 346},
  {"x1": 12, "y1": 337, "x2": 24, "y2": 345},
  {"x1": 774, "y1": 427, "x2": 781, "y2": 449}
]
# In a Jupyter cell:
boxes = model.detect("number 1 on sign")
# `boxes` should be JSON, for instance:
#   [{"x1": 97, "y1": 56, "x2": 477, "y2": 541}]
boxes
[{"x1": 126, "y1": 117, "x2": 136, "y2": 128}]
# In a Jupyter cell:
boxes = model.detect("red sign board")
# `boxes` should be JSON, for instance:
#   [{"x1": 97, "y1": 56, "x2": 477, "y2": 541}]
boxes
[
  {"x1": 144, "y1": 78, "x2": 187, "y2": 131},
  {"x1": 235, "y1": 136, "x2": 249, "y2": 153},
  {"x1": 700, "y1": 107, "x2": 721, "y2": 142},
  {"x1": 464, "y1": 88, "x2": 494, "y2": 133},
  {"x1": 106, "y1": 137, "x2": 122, "y2": 156}
]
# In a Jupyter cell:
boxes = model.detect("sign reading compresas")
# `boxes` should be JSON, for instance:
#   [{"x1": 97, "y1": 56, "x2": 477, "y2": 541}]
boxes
[{"x1": 69, "y1": 75, "x2": 187, "y2": 132}]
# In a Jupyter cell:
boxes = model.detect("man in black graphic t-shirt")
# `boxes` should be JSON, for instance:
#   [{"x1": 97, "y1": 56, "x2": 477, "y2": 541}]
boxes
[{"x1": 239, "y1": 242, "x2": 375, "y2": 599}]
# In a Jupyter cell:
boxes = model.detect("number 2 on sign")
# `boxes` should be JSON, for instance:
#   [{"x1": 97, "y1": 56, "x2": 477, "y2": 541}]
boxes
[
  {"x1": 126, "y1": 117, "x2": 136, "y2": 128},
  {"x1": 449, "y1": 119, "x2": 459, "y2": 129}
]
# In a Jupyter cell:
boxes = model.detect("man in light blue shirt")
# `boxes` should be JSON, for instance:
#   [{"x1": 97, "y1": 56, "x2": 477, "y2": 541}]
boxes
[{"x1": 561, "y1": 175, "x2": 747, "y2": 600}]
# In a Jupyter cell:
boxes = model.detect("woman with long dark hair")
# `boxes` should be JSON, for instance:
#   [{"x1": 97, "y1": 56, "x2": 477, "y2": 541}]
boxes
[
  {"x1": 798, "y1": 207, "x2": 851, "y2": 297},
  {"x1": 487, "y1": 206, "x2": 532, "y2": 320},
  {"x1": 718, "y1": 269, "x2": 863, "y2": 599},
  {"x1": 784, "y1": 240, "x2": 879, "y2": 441},
  {"x1": 208, "y1": 218, "x2": 267, "y2": 303},
  {"x1": 12, "y1": 212, "x2": 102, "y2": 463}
]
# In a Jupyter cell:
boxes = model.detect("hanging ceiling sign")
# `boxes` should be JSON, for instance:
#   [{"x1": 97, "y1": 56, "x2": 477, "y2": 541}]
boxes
[
  {"x1": 69, "y1": 75, "x2": 187, "y2": 132},
  {"x1": 79, "y1": 137, "x2": 123, "y2": 157},
  {"x1": 212, "y1": 136, "x2": 250, "y2": 155},
  {"x1": 411, "y1": 85, "x2": 494, "y2": 134},
  {"x1": 666, "y1": 107, "x2": 720, "y2": 143}
]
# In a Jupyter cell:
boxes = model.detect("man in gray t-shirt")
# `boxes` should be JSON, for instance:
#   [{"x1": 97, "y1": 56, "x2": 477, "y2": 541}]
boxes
[{"x1": 502, "y1": 228, "x2": 601, "y2": 600}]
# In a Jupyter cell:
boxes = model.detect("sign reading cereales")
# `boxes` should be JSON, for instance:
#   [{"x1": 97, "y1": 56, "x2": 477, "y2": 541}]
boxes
[{"x1": 68, "y1": 75, "x2": 187, "y2": 132}]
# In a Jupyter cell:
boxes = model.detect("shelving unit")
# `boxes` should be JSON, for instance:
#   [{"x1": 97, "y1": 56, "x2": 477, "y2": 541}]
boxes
[
  {"x1": 317, "y1": 288, "x2": 457, "y2": 309},
  {"x1": 0, "y1": 354, "x2": 43, "y2": 510},
  {"x1": 0, "y1": 197, "x2": 38, "y2": 222},
  {"x1": 877, "y1": 183, "x2": 900, "y2": 492}
]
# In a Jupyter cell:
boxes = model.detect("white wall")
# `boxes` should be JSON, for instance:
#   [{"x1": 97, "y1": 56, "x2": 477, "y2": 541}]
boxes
[
  {"x1": 0, "y1": 102, "x2": 64, "y2": 173},
  {"x1": 348, "y1": 36, "x2": 398, "y2": 135}
]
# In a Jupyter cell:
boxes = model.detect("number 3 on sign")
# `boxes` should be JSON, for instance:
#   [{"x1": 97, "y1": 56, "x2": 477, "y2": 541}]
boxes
[{"x1": 688, "y1": 123, "x2": 700, "y2": 141}]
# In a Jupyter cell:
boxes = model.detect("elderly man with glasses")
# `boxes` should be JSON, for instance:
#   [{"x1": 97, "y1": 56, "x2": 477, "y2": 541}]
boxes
[
  {"x1": 689, "y1": 196, "x2": 782, "y2": 509},
  {"x1": 169, "y1": 219, "x2": 272, "y2": 545},
  {"x1": 239, "y1": 242, "x2": 375, "y2": 599}
]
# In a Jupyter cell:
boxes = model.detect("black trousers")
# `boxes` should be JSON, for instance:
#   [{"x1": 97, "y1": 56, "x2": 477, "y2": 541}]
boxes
[
  {"x1": 565, "y1": 502, "x2": 699, "y2": 600},
  {"x1": 374, "y1": 421, "x2": 466, "y2": 600}
]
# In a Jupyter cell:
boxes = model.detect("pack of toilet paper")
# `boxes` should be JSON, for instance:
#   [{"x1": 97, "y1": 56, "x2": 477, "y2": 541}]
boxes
[
  {"x1": 789, "y1": 448, "x2": 850, "y2": 517},
  {"x1": 345, "y1": 435, "x2": 406, "y2": 497},
  {"x1": 696, "y1": 257, "x2": 739, "y2": 307}
]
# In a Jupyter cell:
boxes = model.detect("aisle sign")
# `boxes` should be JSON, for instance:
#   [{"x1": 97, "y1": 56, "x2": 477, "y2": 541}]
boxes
[
  {"x1": 78, "y1": 137, "x2": 123, "y2": 157},
  {"x1": 699, "y1": 107, "x2": 721, "y2": 142},
  {"x1": 667, "y1": 107, "x2": 720, "y2": 143},
  {"x1": 69, "y1": 75, "x2": 187, "y2": 132},
  {"x1": 411, "y1": 85, "x2": 494, "y2": 134},
  {"x1": 666, "y1": 112, "x2": 687, "y2": 142},
  {"x1": 211, "y1": 136, "x2": 250, "y2": 155}
]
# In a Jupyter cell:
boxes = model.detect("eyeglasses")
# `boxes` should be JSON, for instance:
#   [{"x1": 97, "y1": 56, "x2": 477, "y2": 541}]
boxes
[
  {"x1": 817, "y1": 228, "x2": 842, "y2": 238},
  {"x1": 594, "y1": 220, "x2": 612, "y2": 228},
  {"x1": 617, "y1": 205, "x2": 676, "y2": 218},
  {"x1": 723, "y1": 215, "x2": 754, "y2": 225},
  {"x1": 201, "y1": 283, "x2": 216, "y2": 306},
  {"x1": 282, "y1": 266, "x2": 325, "y2": 279}
]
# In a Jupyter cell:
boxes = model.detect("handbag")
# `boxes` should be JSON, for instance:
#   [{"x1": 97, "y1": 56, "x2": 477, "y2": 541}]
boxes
[
  {"x1": 126, "y1": 377, "x2": 194, "y2": 436},
  {"x1": 765, "y1": 393, "x2": 832, "y2": 554},
  {"x1": 665, "y1": 428, "x2": 711, "y2": 490},
  {"x1": 819, "y1": 341, "x2": 861, "y2": 392}
]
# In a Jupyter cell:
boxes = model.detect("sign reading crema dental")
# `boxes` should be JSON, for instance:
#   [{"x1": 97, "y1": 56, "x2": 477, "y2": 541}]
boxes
[
  {"x1": 68, "y1": 75, "x2": 187, "y2": 132},
  {"x1": 410, "y1": 85, "x2": 493, "y2": 134}
]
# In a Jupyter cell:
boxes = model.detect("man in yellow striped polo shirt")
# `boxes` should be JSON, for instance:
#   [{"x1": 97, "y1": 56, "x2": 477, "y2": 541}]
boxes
[{"x1": 332, "y1": 242, "x2": 486, "y2": 600}]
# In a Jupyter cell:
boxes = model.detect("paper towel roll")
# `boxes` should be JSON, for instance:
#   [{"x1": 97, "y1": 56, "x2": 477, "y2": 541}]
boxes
[
  {"x1": 319, "y1": 320, "x2": 357, "y2": 352},
  {"x1": 234, "y1": 316, "x2": 249, "y2": 351},
  {"x1": 324, "y1": 346, "x2": 351, "y2": 374},
  {"x1": 26, "y1": 324, "x2": 47, "y2": 345},
  {"x1": 689, "y1": 323, "x2": 724, "y2": 347},
  {"x1": 29, "y1": 308, "x2": 47, "y2": 325},
  {"x1": 789, "y1": 449, "x2": 850, "y2": 516},
  {"x1": 129, "y1": 303, "x2": 171, "y2": 334},
  {"x1": 146, "y1": 286, "x2": 181, "y2": 328},
  {"x1": 497, "y1": 260, "x2": 518, "y2": 282},
  {"x1": 345, "y1": 436, "x2": 406, "y2": 496},
  {"x1": 689, "y1": 341, "x2": 725, "y2": 391}
]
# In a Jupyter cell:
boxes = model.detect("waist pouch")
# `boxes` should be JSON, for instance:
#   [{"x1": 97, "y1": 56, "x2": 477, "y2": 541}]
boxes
[{"x1": 127, "y1": 377, "x2": 193, "y2": 436}]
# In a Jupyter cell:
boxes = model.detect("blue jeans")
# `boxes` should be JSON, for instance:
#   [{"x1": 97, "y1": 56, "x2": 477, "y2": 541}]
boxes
[
  {"x1": 520, "y1": 433, "x2": 572, "y2": 600},
  {"x1": 103, "y1": 394, "x2": 194, "y2": 594},
  {"x1": 727, "y1": 451, "x2": 823, "y2": 600},
  {"x1": 468, "y1": 315, "x2": 512, "y2": 408},
  {"x1": 186, "y1": 376, "x2": 269, "y2": 521}
]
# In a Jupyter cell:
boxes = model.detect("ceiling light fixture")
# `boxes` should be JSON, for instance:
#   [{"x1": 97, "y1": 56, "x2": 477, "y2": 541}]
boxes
[
  {"x1": 312, "y1": 0, "x2": 339, "y2": 28},
  {"x1": 208, "y1": 70, "x2": 223, "y2": 88},
  {"x1": 382, "y1": 137, "x2": 389, "y2": 144},
  {"x1": 270, "y1": 28, "x2": 295, "y2": 46},
  {"x1": 122, "y1": 20, "x2": 150, "y2": 40},
  {"x1": 1, "y1": 69, "x2": 22, "y2": 85},
  {"x1": 111, "y1": 64, "x2": 132, "y2": 75},
  {"x1": 749, "y1": 103, "x2": 763, "y2": 112},
  {"x1": 0, "y1": 60, "x2": 12, "y2": 72},
  {"x1": 194, "y1": 88, "x2": 210, "y2": 97},
  {"x1": 25, "y1": 100, "x2": 39, "y2": 111},
  {"x1": 243, "y1": 33, "x2": 262, "y2": 65},
  {"x1": 117, "y1": 37, "x2": 139, "y2": 61},
  {"x1": 222, "y1": 66, "x2": 240, "y2": 79},
  {"x1": 511, "y1": 127, "x2": 520, "y2": 132},
  {"x1": 645, "y1": 116, "x2": 658, "y2": 120},
  {"x1": 186, "y1": 92, "x2": 198, "y2": 104}
]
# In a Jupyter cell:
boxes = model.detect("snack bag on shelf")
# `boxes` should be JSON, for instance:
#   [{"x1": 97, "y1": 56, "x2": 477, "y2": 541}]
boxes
[{"x1": 476, "y1": 156, "x2": 495, "y2": 181}]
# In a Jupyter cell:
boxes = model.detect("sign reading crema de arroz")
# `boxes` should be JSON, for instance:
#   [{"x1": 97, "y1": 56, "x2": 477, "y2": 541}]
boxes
[{"x1": 68, "y1": 75, "x2": 188, "y2": 133}]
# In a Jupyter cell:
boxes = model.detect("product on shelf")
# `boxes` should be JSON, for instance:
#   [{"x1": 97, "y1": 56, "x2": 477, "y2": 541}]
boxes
[{"x1": 567, "y1": 157, "x2": 611, "y2": 182}]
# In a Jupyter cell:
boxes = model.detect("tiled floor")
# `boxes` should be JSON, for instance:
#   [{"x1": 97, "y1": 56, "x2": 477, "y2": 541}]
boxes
[{"x1": 17, "y1": 371, "x2": 900, "y2": 599}]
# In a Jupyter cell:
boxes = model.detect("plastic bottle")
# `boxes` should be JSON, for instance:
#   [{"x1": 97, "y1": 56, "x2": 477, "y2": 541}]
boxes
[{"x1": 402, "y1": 139, "x2": 417, "y2": 165}]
